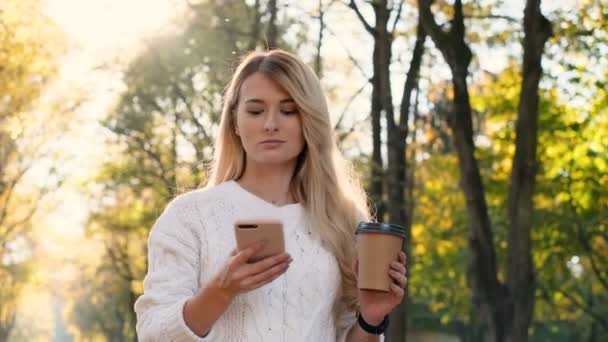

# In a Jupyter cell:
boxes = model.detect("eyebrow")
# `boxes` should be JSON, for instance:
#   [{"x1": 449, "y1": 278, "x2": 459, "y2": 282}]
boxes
[{"x1": 244, "y1": 98, "x2": 296, "y2": 104}]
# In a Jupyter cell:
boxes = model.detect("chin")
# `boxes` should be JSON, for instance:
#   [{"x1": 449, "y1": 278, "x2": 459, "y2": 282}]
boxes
[
  {"x1": 256, "y1": 157, "x2": 298, "y2": 165},
  {"x1": 251, "y1": 153, "x2": 300, "y2": 166}
]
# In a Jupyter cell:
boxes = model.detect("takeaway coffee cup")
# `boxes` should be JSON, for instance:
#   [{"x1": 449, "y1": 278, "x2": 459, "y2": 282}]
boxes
[{"x1": 355, "y1": 222, "x2": 406, "y2": 291}]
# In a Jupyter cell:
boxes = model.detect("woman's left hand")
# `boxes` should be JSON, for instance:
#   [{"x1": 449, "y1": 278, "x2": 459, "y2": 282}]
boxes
[{"x1": 355, "y1": 251, "x2": 407, "y2": 324}]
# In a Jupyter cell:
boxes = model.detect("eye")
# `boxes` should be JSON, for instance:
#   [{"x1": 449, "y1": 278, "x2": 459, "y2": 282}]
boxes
[
  {"x1": 246, "y1": 109, "x2": 263, "y2": 115},
  {"x1": 281, "y1": 106, "x2": 299, "y2": 115}
]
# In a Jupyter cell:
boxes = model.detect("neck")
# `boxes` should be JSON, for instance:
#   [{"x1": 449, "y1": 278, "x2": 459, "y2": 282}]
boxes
[{"x1": 237, "y1": 161, "x2": 297, "y2": 205}]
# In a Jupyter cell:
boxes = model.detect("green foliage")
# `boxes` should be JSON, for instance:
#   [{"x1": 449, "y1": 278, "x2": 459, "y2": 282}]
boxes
[
  {"x1": 0, "y1": 261, "x2": 32, "y2": 340},
  {"x1": 409, "y1": 153, "x2": 471, "y2": 327},
  {"x1": 408, "y1": 57, "x2": 608, "y2": 339},
  {"x1": 0, "y1": 0, "x2": 64, "y2": 339},
  {"x1": 532, "y1": 75, "x2": 608, "y2": 338},
  {"x1": 0, "y1": 0, "x2": 64, "y2": 120},
  {"x1": 66, "y1": 258, "x2": 136, "y2": 341},
  {"x1": 474, "y1": 63, "x2": 607, "y2": 338}
]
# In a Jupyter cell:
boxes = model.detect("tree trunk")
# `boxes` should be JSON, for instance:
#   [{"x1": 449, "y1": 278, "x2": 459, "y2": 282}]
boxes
[
  {"x1": 373, "y1": 0, "x2": 393, "y2": 225},
  {"x1": 247, "y1": 0, "x2": 262, "y2": 50},
  {"x1": 369, "y1": 72, "x2": 385, "y2": 221},
  {"x1": 314, "y1": 0, "x2": 325, "y2": 77},
  {"x1": 418, "y1": 1, "x2": 508, "y2": 340},
  {"x1": 348, "y1": 0, "x2": 387, "y2": 222},
  {"x1": 349, "y1": 2, "x2": 427, "y2": 339},
  {"x1": 385, "y1": 14, "x2": 426, "y2": 342},
  {"x1": 266, "y1": 0, "x2": 278, "y2": 48},
  {"x1": 419, "y1": 0, "x2": 552, "y2": 340},
  {"x1": 0, "y1": 314, "x2": 15, "y2": 342},
  {"x1": 506, "y1": 1, "x2": 551, "y2": 341}
]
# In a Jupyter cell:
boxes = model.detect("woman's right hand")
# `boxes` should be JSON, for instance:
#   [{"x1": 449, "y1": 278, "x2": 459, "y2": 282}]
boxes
[{"x1": 214, "y1": 241, "x2": 292, "y2": 299}]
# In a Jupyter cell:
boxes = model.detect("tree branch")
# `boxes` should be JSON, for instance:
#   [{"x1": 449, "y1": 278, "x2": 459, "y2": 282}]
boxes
[
  {"x1": 0, "y1": 199, "x2": 38, "y2": 243},
  {"x1": 144, "y1": 41, "x2": 214, "y2": 145},
  {"x1": 418, "y1": 0, "x2": 450, "y2": 47},
  {"x1": 348, "y1": 0, "x2": 376, "y2": 35},
  {"x1": 577, "y1": 226, "x2": 608, "y2": 292},
  {"x1": 105, "y1": 238, "x2": 133, "y2": 282},
  {"x1": 131, "y1": 135, "x2": 175, "y2": 191},
  {"x1": 464, "y1": 14, "x2": 519, "y2": 23},
  {"x1": 399, "y1": 15, "x2": 426, "y2": 130},
  {"x1": 324, "y1": 25, "x2": 371, "y2": 80},
  {"x1": 452, "y1": 0, "x2": 465, "y2": 37},
  {"x1": 0, "y1": 166, "x2": 29, "y2": 230},
  {"x1": 391, "y1": 0, "x2": 405, "y2": 33},
  {"x1": 557, "y1": 289, "x2": 608, "y2": 330},
  {"x1": 588, "y1": 251, "x2": 608, "y2": 293},
  {"x1": 334, "y1": 80, "x2": 370, "y2": 131}
]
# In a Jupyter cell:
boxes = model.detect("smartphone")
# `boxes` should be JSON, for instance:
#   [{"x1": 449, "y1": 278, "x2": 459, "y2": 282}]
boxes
[{"x1": 234, "y1": 219, "x2": 285, "y2": 263}]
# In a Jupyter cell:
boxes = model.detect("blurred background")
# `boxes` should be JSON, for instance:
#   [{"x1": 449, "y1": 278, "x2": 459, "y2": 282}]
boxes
[{"x1": 0, "y1": 0, "x2": 606, "y2": 341}]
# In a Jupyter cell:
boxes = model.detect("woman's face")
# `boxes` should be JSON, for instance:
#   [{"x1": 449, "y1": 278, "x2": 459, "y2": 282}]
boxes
[{"x1": 234, "y1": 72, "x2": 305, "y2": 168}]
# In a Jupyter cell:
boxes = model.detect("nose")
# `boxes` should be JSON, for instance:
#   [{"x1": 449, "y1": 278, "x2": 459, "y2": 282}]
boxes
[{"x1": 263, "y1": 110, "x2": 279, "y2": 132}]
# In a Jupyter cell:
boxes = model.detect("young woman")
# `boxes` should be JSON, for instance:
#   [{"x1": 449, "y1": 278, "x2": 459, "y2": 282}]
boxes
[{"x1": 134, "y1": 49, "x2": 407, "y2": 341}]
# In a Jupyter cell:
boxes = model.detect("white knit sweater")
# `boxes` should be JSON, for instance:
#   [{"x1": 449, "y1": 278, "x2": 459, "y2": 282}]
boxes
[{"x1": 134, "y1": 180, "x2": 370, "y2": 341}]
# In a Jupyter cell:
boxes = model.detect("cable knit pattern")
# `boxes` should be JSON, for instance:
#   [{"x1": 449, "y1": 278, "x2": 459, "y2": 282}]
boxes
[{"x1": 135, "y1": 180, "x2": 382, "y2": 341}]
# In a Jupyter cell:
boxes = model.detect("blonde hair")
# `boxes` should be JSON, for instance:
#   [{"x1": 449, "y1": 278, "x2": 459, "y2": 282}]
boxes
[{"x1": 207, "y1": 49, "x2": 370, "y2": 317}]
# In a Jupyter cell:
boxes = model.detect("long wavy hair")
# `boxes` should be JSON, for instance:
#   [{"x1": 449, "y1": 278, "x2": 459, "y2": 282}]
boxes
[{"x1": 206, "y1": 49, "x2": 370, "y2": 317}]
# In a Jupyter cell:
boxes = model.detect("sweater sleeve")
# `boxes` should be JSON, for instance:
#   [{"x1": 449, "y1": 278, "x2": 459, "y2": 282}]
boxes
[
  {"x1": 336, "y1": 309, "x2": 356, "y2": 342},
  {"x1": 134, "y1": 197, "x2": 216, "y2": 341}
]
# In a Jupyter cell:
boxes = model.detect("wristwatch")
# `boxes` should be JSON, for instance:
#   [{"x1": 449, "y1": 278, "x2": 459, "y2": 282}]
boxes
[{"x1": 356, "y1": 311, "x2": 389, "y2": 335}]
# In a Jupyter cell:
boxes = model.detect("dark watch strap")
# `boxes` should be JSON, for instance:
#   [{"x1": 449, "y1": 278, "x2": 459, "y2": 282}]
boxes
[{"x1": 356, "y1": 311, "x2": 389, "y2": 335}]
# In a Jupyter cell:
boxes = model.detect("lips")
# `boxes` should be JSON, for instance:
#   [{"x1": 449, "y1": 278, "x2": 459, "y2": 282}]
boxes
[{"x1": 260, "y1": 139, "x2": 285, "y2": 144}]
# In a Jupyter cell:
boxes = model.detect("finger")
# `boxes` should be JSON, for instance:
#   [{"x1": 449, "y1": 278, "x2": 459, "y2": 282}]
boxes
[
  {"x1": 232, "y1": 253, "x2": 290, "y2": 281},
  {"x1": 230, "y1": 247, "x2": 238, "y2": 257},
  {"x1": 398, "y1": 251, "x2": 406, "y2": 264},
  {"x1": 245, "y1": 253, "x2": 291, "y2": 276},
  {"x1": 389, "y1": 270, "x2": 407, "y2": 288},
  {"x1": 248, "y1": 262, "x2": 290, "y2": 290},
  {"x1": 233, "y1": 241, "x2": 266, "y2": 265},
  {"x1": 392, "y1": 271, "x2": 408, "y2": 288},
  {"x1": 243, "y1": 260, "x2": 290, "y2": 288},
  {"x1": 390, "y1": 283, "x2": 405, "y2": 298},
  {"x1": 389, "y1": 270, "x2": 408, "y2": 288},
  {"x1": 390, "y1": 261, "x2": 406, "y2": 275}
]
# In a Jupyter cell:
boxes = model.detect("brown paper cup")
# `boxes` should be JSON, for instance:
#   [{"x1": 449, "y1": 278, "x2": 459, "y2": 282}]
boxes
[{"x1": 356, "y1": 222, "x2": 406, "y2": 291}]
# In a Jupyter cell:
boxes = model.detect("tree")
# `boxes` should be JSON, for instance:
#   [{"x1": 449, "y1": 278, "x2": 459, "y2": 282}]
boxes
[
  {"x1": 347, "y1": 1, "x2": 427, "y2": 339},
  {"x1": 418, "y1": 0, "x2": 551, "y2": 340},
  {"x1": 347, "y1": 0, "x2": 390, "y2": 222},
  {"x1": 533, "y1": 8, "x2": 608, "y2": 337},
  {"x1": 0, "y1": 0, "x2": 64, "y2": 338},
  {"x1": 506, "y1": 1, "x2": 552, "y2": 340}
]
